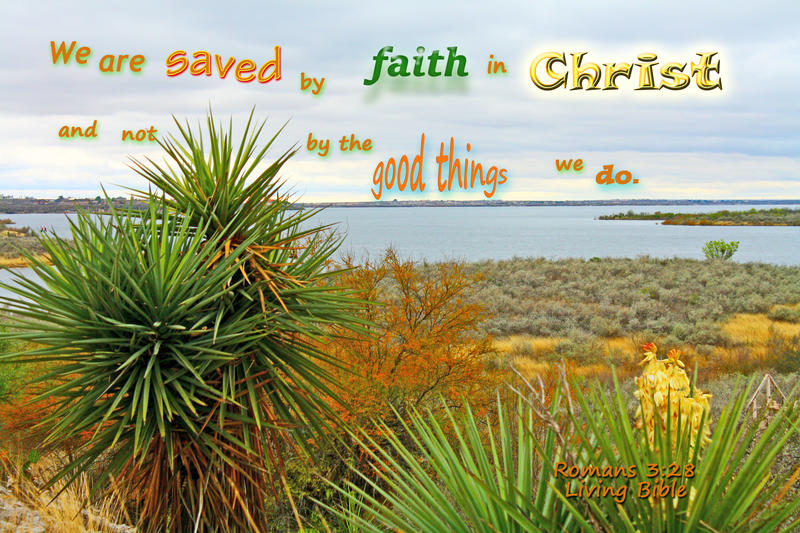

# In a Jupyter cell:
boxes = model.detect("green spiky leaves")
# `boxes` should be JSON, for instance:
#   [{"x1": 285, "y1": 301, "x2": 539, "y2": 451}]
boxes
[
  {"x1": 326, "y1": 374, "x2": 800, "y2": 533},
  {"x1": 0, "y1": 111, "x2": 365, "y2": 532}
]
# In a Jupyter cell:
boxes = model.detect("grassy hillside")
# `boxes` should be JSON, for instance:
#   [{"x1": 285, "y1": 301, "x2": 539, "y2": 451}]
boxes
[
  {"x1": 465, "y1": 256, "x2": 799, "y2": 340},
  {"x1": 449, "y1": 256, "x2": 800, "y2": 377},
  {"x1": 3, "y1": 254, "x2": 800, "y2": 531}
]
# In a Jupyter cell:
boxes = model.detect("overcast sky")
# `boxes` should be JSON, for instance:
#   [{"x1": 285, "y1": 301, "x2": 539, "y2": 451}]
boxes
[{"x1": 1, "y1": 0, "x2": 798, "y2": 201}]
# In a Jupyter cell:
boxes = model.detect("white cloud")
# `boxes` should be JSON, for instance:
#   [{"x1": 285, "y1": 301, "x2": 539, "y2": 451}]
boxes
[{"x1": 0, "y1": 0, "x2": 798, "y2": 199}]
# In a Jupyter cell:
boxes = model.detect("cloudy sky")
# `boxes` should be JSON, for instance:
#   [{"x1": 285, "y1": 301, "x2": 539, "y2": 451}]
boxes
[{"x1": 1, "y1": 0, "x2": 798, "y2": 201}]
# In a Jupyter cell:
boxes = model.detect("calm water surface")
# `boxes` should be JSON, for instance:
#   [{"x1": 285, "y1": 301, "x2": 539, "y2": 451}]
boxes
[
  {"x1": 1, "y1": 204, "x2": 798, "y2": 297},
  {"x1": 312, "y1": 205, "x2": 800, "y2": 265}
]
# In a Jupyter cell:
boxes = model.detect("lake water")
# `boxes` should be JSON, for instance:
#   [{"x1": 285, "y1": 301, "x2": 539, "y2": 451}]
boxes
[
  {"x1": 1, "y1": 204, "x2": 799, "y2": 295},
  {"x1": 312, "y1": 205, "x2": 800, "y2": 265}
]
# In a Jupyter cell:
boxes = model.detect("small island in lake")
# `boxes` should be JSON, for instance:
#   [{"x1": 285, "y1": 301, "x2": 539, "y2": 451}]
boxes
[
  {"x1": 0, "y1": 219, "x2": 48, "y2": 267},
  {"x1": 599, "y1": 207, "x2": 800, "y2": 226}
]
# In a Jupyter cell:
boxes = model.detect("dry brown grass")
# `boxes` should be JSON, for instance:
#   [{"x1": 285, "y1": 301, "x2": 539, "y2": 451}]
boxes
[
  {"x1": 724, "y1": 310, "x2": 800, "y2": 345},
  {"x1": 508, "y1": 357, "x2": 551, "y2": 377},
  {"x1": 0, "y1": 255, "x2": 50, "y2": 269},
  {"x1": 499, "y1": 303, "x2": 800, "y2": 382},
  {"x1": 0, "y1": 452, "x2": 133, "y2": 533},
  {"x1": 493, "y1": 336, "x2": 564, "y2": 357}
]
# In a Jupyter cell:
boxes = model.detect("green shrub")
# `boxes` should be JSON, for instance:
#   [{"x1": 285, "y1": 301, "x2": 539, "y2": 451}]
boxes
[
  {"x1": 0, "y1": 235, "x2": 46, "y2": 258},
  {"x1": 768, "y1": 305, "x2": 800, "y2": 323},
  {"x1": 766, "y1": 330, "x2": 800, "y2": 373},
  {"x1": 0, "y1": 326, "x2": 24, "y2": 403},
  {"x1": 0, "y1": 364, "x2": 15, "y2": 403},
  {"x1": 702, "y1": 239, "x2": 739, "y2": 260},
  {"x1": 685, "y1": 320, "x2": 732, "y2": 348},
  {"x1": 589, "y1": 316, "x2": 621, "y2": 337}
]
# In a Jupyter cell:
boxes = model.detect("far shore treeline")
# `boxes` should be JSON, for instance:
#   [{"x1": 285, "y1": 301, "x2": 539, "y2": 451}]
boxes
[
  {"x1": 0, "y1": 196, "x2": 799, "y2": 214},
  {"x1": 600, "y1": 207, "x2": 800, "y2": 226}
]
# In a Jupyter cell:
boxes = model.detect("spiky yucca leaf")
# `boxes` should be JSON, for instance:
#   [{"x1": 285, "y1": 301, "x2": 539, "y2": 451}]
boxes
[
  {"x1": 1, "y1": 200, "x2": 251, "y2": 442},
  {"x1": 0, "y1": 200, "x2": 268, "y2": 525},
  {"x1": 128, "y1": 109, "x2": 337, "y2": 316},
  {"x1": 127, "y1": 110, "x2": 368, "y2": 455},
  {"x1": 318, "y1": 393, "x2": 587, "y2": 532},
  {"x1": 0, "y1": 112, "x2": 367, "y2": 532}
]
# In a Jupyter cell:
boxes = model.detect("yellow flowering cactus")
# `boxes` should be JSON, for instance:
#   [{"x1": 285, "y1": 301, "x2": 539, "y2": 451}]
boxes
[{"x1": 634, "y1": 343, "x2": 711, "y2": 451}]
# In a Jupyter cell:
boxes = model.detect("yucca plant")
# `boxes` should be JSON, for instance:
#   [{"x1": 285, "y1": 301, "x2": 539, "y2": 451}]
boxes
[
  {"x1": 318, "y1": 390, "x2": 587, "y2": 532},
  {"x1": 562, "y1": 371, "x2": 800, "y2": 532},
  {"x1": 0, "y1": 111, "x2": 365, "y2": 532},
  {"x1": 328, "y1": 367, "x2": 800, "y2": 532},
  {"x1": 128, "y1": 109, "x2": 327, "y2": 317}
]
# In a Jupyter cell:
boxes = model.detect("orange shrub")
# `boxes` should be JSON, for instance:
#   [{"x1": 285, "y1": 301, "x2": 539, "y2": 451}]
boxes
[
  {"x1": 323, "y1": 250, "x2": 503, "y2": 428},
  {"x1": 0, "y1": 386, "x2": 57, "y2": 449}
]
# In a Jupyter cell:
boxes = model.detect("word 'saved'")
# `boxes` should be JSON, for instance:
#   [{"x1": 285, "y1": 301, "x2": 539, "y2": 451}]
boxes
[
  {"x1": 364, "y1": 46, "x2": 468, "y2": 85},
  {"x1": 531, "y1": 52, "x2": 721, "y2": 90},
  {"x1": 165, "y1": 48, "x2": 281, "y2": 83}
]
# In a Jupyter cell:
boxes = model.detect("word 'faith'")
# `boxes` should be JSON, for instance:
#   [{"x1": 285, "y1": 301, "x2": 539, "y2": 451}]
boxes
[{"x1": 364, "y1": 46, "x2": 468, "y2": 86}]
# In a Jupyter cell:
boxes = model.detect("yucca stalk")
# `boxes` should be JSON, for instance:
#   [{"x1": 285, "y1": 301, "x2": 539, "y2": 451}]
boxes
[
  {"x1": 0, "y1": 111, "x2": 366, "y2": 532},
  {"x1": 559, "y1": 372, "x2": 800, "y2": 532}
]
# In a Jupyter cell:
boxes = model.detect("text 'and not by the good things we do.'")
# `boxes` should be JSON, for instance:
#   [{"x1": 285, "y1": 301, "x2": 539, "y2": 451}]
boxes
[{"x1": 48, "y1": 41, "x2": 723, "y2": 199}]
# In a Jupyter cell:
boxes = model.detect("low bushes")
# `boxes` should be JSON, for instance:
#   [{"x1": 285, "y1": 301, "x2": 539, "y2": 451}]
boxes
[{"x1": 467, "y1": 256, "x2": 800, "y2": 343}]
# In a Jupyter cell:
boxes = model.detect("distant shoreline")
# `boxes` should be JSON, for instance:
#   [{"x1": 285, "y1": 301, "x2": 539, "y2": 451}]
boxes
[
  {"x1": 298, "y1": 199, "x2": 800, "y2": 209},
  {"x1": 599, "y1": 207, "x2": 800, "y2": 226},
  {"x1": 1, "y1": 198, "x2": 797, "y2": 214}
]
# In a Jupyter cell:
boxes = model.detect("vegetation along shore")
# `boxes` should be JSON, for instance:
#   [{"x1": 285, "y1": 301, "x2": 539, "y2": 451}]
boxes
[
  {"x1": 600, "y1": 207, "x2": 800, "y2": 225},
  {"x1": 0, "y1": 219, "x2": 48, "y2": 267}
]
